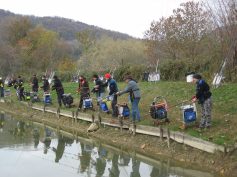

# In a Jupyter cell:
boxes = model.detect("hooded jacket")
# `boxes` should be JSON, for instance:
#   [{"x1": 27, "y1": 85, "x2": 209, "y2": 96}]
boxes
[
  {"x1": 196, "y1": 79, "x2": 212, "y2": 104},
  {"x1": 119, "y1": 80, "x2": 141, "y2": 100}
]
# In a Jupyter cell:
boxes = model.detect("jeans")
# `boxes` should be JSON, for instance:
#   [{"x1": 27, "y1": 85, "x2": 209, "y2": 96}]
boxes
[
  {"x1": 96, "y1": 92, "x2": 104, "y2": 103},
  {"x1": 131, "y1": 97, "x2": 140, "y2": 121}
]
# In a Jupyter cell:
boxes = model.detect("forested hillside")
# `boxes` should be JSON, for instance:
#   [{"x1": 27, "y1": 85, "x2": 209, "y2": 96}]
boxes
[
  {"x1": 0, "y1": 0, "x2": 236, "y2": 82},
  {"x1": 0, "y1": 9, "x2": 132, "y2": 40}
]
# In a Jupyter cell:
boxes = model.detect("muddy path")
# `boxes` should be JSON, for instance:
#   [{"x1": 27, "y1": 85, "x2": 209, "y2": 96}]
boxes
[{"x1": 1, "y1": 102, "x2": 237, "y2": 176}]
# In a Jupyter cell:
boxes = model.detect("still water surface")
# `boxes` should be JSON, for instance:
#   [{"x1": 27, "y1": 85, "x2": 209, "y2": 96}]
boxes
[{"x1": 0, "y1": 112, "x2": 214, "y2": 177}]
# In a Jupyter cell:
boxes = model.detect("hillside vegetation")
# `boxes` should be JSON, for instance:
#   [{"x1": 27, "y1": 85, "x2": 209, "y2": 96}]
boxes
[{"x1": 0, "y1": 1, "x2": 236, "y2": 82}]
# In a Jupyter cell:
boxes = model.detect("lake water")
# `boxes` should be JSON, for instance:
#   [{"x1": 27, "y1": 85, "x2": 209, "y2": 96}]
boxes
[{"x1": 0, "y1": 112, "x2": 215, "y2": 177}]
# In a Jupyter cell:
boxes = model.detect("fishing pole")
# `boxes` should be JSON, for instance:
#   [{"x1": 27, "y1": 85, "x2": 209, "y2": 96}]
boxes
[
  {"x1": 167, "y1": 99, "x2": 191, "y2": 110},
  {"x1": 142, "y1": 99, "x2": 192, "y2": 118}
]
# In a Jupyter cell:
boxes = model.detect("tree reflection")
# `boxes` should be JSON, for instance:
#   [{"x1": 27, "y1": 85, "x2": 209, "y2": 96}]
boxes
[
  {"x1": 150, "y1": 167, "x2": 160, "y2": 177},
  {"x1": 79, "y1": 142, "x2": 91, "y2": 173},
  {"x1": 0, "y1": 112, "x2": 5, "y2": 132},
  {"x1": 130, "y1": 157, "x2": 141, "y2": 177},
  {"x1": 43, "y1": 128, "x2": 52, "y2": 154},
  {"x1": 52, "y1": 135, "x2": 66, "y2": 163},
  {"x1": 95, "y1": 146, "x2": 107, "y2": 177},
  {"x1": 109, "y1": 153, "x2": 120, "y2": 177},
  {"x1": 32, "y1": 128, "x2": 40, "y2": 148}
]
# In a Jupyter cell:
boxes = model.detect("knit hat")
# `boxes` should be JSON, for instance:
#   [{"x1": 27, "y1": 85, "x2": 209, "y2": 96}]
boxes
[
  {"x1": 104, "y1": 73, "x2": 111, "y2": 79},
  {"x1": 123, "y1": 75, "x2": 133, "y2": 81},
  {"x1": 193, "y1": 74, "x2": 202, "y2": 80},
  {"x1": 92, "y1": 74, "x2": 99, "y2": 79}
]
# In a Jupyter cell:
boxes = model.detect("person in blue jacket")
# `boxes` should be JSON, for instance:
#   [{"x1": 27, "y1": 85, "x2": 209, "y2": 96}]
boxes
[
  {"x1": 104, "y1": 73, "x2": 118, "y2": 117},
  {"x1": 191, "y1": 74, "x2": 212, "y2": 129}
]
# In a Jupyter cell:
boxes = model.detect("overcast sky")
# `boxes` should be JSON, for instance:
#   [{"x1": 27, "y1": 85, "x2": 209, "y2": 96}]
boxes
[{"x1": 0, "y1": 0, "x2": 199, "y2": 38}]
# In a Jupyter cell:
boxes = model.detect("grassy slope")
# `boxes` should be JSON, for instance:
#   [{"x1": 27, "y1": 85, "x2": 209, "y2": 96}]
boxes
[{"x1": 6, "y1": 81, "x2": 237, "y2": 146}]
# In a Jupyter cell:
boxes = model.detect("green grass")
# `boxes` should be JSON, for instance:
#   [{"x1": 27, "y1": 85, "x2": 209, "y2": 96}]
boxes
[{"x1": 5, "y1": 81, "x2": 237, "y2": 146}]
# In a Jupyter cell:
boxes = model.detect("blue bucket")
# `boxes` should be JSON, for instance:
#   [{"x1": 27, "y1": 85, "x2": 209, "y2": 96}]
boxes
[
  {"x1": 122, "y1": 106, "x2": 130, "y2": 117},
  {"x1": 83, "y1": 98, "x2": 92, "y2": 108},
  {"x1": 184, "y1": 108, "x2": 196, "y2": 123},
  {"x1": 44, "y1": 95, "x2": 51, "y2": 104},
  {"x1": 100, "y1": 102, "x2": 108, "y2": 112}
]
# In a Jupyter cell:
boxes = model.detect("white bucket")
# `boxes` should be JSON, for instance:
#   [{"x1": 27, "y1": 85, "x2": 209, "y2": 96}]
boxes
[
  {"x1": 186, "y1": 74, "x2": 193, "y2": 83},
  {"x1": 180, "y1": 104, "x2": 194, "y2": 110}
]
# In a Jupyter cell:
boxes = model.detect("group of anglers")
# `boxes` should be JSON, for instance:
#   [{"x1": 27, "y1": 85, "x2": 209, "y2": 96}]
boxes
[{"x1": 0, "y1": 73, "x2": 212, "y2": 129}]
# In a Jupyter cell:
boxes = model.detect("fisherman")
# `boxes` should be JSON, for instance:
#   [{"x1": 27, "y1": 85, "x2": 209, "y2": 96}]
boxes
[
  {"x1": 31, "y1": 74, "x2": 39, "y2": 92},
  {"x1": 0, "y1": 77, "x2": 4, "y2": 98},
  {"x1": 51, "y1": 75, "x2": 64, "y2": 107},
  {"x1": 16, "y1": 76, "x2": 25, "y2": 101},
  {"x1": 91, "y1": 74, "x2": 105, "y2": 105},
  {"x1": 117, "y1": 75, "x2": 141, "y2": 122},
  {"x1": 191, "y1": 74, "x2": 212, "y2": 129},
  {"x1": 40, "y1": 75, "x2": 50, "y2": 93},
  {"x1": 77, "y1": 75, "x2": 90, "y2": 110},
  {"x1": 103, "y1": 73, "x2": 118, "y2": 117}
]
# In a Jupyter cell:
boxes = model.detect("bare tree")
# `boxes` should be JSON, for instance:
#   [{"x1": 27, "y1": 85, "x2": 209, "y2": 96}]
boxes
[{"x1": 205, "y1": 0, "x2": 237, "y2": 80}]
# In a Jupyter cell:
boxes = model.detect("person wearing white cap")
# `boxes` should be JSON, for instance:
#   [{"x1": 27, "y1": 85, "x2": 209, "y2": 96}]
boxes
[
  {"x1": 0, "y1": 77, "x2": 4, "y2": 98},
  {"x1": 191, "y1": 74, "x2": 212, "y2": 129}
]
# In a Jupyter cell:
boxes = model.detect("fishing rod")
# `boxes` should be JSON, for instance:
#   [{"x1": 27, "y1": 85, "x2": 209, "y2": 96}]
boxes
[
  {"x1": 167, "y1": 99, "x2": 191, "y2": 110},
  {"x1": 142, "y1": 99, "x2": 192, "y2": 118}
]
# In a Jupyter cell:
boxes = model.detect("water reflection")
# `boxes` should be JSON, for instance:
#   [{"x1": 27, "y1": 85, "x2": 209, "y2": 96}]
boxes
[
  {"x1": 0, "y1": 112, "x2": 5, "y2": 132},
  {"x1": 43, "y1": 128, "x2": 52, "y2": 154},
  {"x1": 0, "y1": 113, "x2": 215, "y2": 177},
  {"x1": 33, "y1": 128, "x2": 40, "y2": 148}
]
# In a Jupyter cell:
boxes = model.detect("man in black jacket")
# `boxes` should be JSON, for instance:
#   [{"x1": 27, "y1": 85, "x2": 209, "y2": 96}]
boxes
[
  {"x1": 192, "y1": 74, "x2": 212, "y2": 129},
  {"x1": 92, "y1": 74, "x2": 105, "y2": 105},
  {"x1": 52, "y1": 75, "x2": 64, "y2": 107},
  {"x1": 16, "y1": 76, "x2": 25, "y2": 101},
  {"x1": 40, "y1": 76, "x2": 50, "y2": 93},
  {"x1": 31, "y1": 74, "x2": 39, "y2": 92},
  {"x1": 77, "y1": 75, "x2": 90, "y2": 110},
  {"x1": 104, "y1": 73, "x2": 118, "y2": 117}
]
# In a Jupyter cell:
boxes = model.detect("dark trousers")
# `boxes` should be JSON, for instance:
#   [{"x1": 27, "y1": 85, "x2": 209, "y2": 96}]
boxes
[
  {"x1": 57, "y1": 92, "x2": 64, "y2": 107},
  {"x1": 0, "y1": 88, "x2": 4, "y2": 97},
  {"x1": 78, "y1": 93, "x2": 89, "y2": 109},
  {"x1": 112, "y1": 95, "x2": 118, "y2": 117},
  {"x1": 200, "y1": 98, "x2": 212, "y2": 128},
  {"x1": 32, "y1": 87, "x2": 38, "y2": 92},
  {"x1": 19, "y1": 88, "x2": 25, "y2": 101}
]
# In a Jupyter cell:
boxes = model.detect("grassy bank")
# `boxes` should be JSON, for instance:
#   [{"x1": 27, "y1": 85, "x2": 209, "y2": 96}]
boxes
[{"x1": 5, "y1": 81, "x2": 237, "y2": 146}]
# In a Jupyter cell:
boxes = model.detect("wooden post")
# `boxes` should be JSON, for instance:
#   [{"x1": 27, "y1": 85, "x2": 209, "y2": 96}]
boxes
[
  {"x1": 167, "y1": 128, "x2": 170, "y2": 148},
  {"x1": 224, "y1": 146, "x2": 227, "y2": 155},
  {"x1": 57, "y1": 107, "x2": 60, "y2": 119},
  {"x1": 132, "y1": 121, "x2": 136, "y2": 136},
  {"x1": 128, "y1": 121, "x2": 132, "y2": 134},
  {"x1": 98, "y1": 113, "x2": 102, "y2": 127},
  {"x1": 43, "y1": 104, "x2": 46, "y2": 113},
  {"x1": 72, "y1": 111, "x2": 75, "y2": 125},
  {"x1": 75, "y1": 110, "x2": 79, "y2": 123},
  {"x1": 160, "y1": 126, "x2": 163, "y2": 141},
  {"x1": 91, "y1": 114, "x2": 95, "y2": 123},
  {"x1": 119, "y1": 116, "x2": 123, "y2": 132}
]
